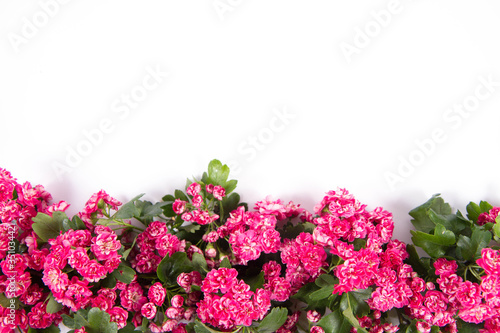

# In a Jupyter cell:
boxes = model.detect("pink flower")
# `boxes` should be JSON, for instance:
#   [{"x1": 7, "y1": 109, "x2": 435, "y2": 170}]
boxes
[
  {"x1": 120, "y1": 282, "x2": 147, "y2": 312},
  {"x1": 79, "y1": 260, "x2": 107, "y2": 283},
  {"x1": 433, "y1": 258, "x2": 458, "y2": 276},
  {"x1": 42, "y1": 267, "x2": 69, "y2": 295},
  {"x1": 213, "y1": 186, "x2": 226, "y2": 200},
  {"x1": 416, "y1": 321, "x2": 432, "y2": 333},
  {"x1": 310, "y1": 327, "x2": 325, "y2": 333},
  {"x1": 265, "y1": 277, "x2": 291, "y2": 302},
  {"x1": 477, "y1": 248, "x2": 500, "y2": 275},
  {"x1": 201, "y1": 268, "x2": 238, "y2": 294},
  {"x1": 107, "y1": 307, "x2": 128, "y2": 329},
  {"x1": 156, "y1": 233, "x2": 182, "y2": 257},
  {"x1": 148, "y1": 282, "x2": 166, "y2": 306},
  {"x1": 186, "y1": 183, "x2": 201, "y2": 196},
  {"x1": 307, "y1": 310, "x2": 322, "y2": 323},
  {"x1": 46, "y1": 201, "x2": 70, "y2": 214},
  {"x1": 141, "y1": 302, "x2": 157, "y2": 320},
  {"x1": 172, "y1": 199, "x2": 187, "y2": 214},
  {"x1": 192, "y1": 195, "x2": 203, "y2": 208},
  {"x1": 146, "y1": 221, "x2": 169, "y2": 239},
  {"x1": 91, "y1": 231, "x2": 121, "y2": 261}
]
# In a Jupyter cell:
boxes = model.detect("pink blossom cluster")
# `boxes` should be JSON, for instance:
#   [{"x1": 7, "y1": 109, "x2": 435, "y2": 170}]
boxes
[
  {"x1": 262, "y1": 261, "x2": 292, "y2": 302},
  {"x1": 0, "y1": 168, "x2": 53, "y2": 251},
  {"x1": 130, "y1": 221, "x2": 185, "y2": 273},
  {"x1": 197, "y1": 267, "x2": 271, "y2": 331},
  {"x1": 40, "y1": 225, "x2": 123, "y2": 309},
  {"x1": 220, "y1": 206, "x2": 281, "y2": 265},
  {"x1": 77, "y1": 190, "x2": 122, "y2": 231},
  {"x1": 176, "y1": 183, "x2": 221, "y2": 225},
  {"x1": 281, "y1": 233, "x2": 328, "y2": 293},
  {"x1": 478, "y1": 207, "x2": 500, "y2": 226}
]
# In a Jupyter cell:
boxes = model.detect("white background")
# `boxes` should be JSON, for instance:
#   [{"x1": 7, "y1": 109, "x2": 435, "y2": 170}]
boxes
[{"x1": 1, "y1": 0, "x2": 500, "y2": 244}]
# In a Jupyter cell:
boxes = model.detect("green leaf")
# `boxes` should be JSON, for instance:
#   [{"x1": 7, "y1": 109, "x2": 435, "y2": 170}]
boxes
[
  {"x1": 242, "y1": 272, "x2": 265, "y2": 292},
  {"x1": 409, "y1": 194, "x2": 451, "y2": 233},
  {"x1": 62, "y1": 311, "x2": 90, "y2": 330},
  {"x1": 219, "y1": 257, "x2": 231, "y2": 268},
  {"x1": 175, "y1": 190, "x2": 189, "y2": 202},
  {"x1": 32, "y1": 212, "x2": 65, "y2": 242},
  {"x1": 455, "y1": 318, "x2": 481, "y2": 333},
  {"x1": 494, "y1": 222, "x2": 500, "y2": 240},
  {"x1": 340, "y1": 289, "x2": 372, "y2": 318},
  {"x1": 207, "y1": 159, "x2": 230, "y2": 186},
  {"x1": 405, "y1": 244, "x2": 428, "y2": 277},
  {"x1": 192, "y1": 252, "x2": 208, "y2": 273},
  {"x1": 72, "y1": 215, "x2": 87, "y2": 230},
  {"x1": 114, "y1": 194, "x2": 144, "y2": 219},
  {"x1": 100, "y1": 275, "x2": 117, "y2": 289},
  {"x1": 193, "y1": 321, "x2": 224, "y2": 333},
  {"x1": 157, "y1": 252, "x2": 194, "y2": 284},
  {"x1": 457, "y1": 228, "x2": 491, "y2": 261},
  {"x1": 222, "y1": 193, "x2": 240, "y2": 218},
  {"x1": 47, "y1": 293, "x2": 63, "y2": 314},
  {"x1": 291, "y1": 282, "x2": 331, "y2": 311},
  {"x1": 258, "y1": 307, "x2": 288, "y2": 333},
  {"x1": 410, "y1": 224, "x2": 456, "y2": 258},
  {"x1": 224, "y1": 179, "x2": 238, "y2": 195},
  {"x1": 427, "y1": 209, "x2": 469, "y2": 235},
  {"x1": 87, "y1": 307, "x2": 118, "y2": 333},
  {"x1": 111, "y1": 264, "x2": 136, "y2": 284},
  {"x1": 310, "y1": 285, "x2": 335, "y2": 301},
  {"x1": 180, "y1": 223, "x2": 201, "y2": 234},
  {"x1": 480, "y1": 201, "x2": 493, "y2": 213},
  {"x1": 316, "y1": 310, "x2": 351, "y2": 333},
  {"x1": 118, "y1": 323, "x2": 136, "y2": 333},
  {"x1": 466, "y1": 202, "x2": 482, "y2": 222},
  {"x1": 162, "y1": 194, "x2": 175, "y2": 202},
  {"x1": 28, "y1": 325, "x2": 61, "y2": 333},
  {"x1": 315, "y1": 274, "x2": 335, "y2": 288}
]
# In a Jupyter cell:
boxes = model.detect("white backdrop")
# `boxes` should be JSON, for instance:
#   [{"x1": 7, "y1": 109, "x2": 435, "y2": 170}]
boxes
[{"x1": 1, "y1": 0, "x2": 500, "y2": 244}]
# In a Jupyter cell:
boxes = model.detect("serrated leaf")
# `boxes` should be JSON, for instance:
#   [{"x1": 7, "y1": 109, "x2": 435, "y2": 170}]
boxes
[
  {"x1": 114, "y1": 194, "x2": 144, "y2": 219},
  {"x1": 47, "y1": 293, "x2": 63, "y2": 314},
  {"x1": 28, "y1": 324, "x2": 61, "y2": 333},
  {"x1": 175, "y1": 190, "x2": 189, "y2": 202},
  {"x1": 315, "y1": 274, "x2": 335, "y2": 288},
  {"x1": 340, "y1": 289, "x2": 371, "y2": 318},
  {"x1": 480, "y1": 201, "x2": 493, "y2": 213},
  {"x1": 341, "y1": 292, "x2": 369, "y2": 333},
  {"x1": 411, "y1": 224, "x2": 456, "y2": 258},
  {"x1": 111, "y1": 264, "x2": 135, "y2": 284},
  {"x1": 193, "y1": 321, "x2": 224, "y2": 333},
  {"x1": 87, "y1": 307, "x2": 118, "y2": 333},
  {"x1": 224, "y1": 179, "x2": 237, "y2": 195},
  {"x1": 457, "y1": 228, "x2": 491, "y2": 261},
  {"x1": 62, "y1": 311, "x2": 90, "y2": 330},
  {"x1": 157, "y1": 252, "x2": 194, "y2": 284},
  {"x1": 207, "y1": 159, "x2": 230, "y2": 186},
  {"x1": 466, "y1": 202, "x2": 482, "y2": 222},
  {"x1": 192, "y1": 252, "x2": 208, "y2": 273},
  {"x1": 222, "y1": 193, "x2": 240, "y2": 219},
  {"x1": 316, "y1": 310, "x2": 351, "y2": 333},
  {"x1": 181, "y1": 223, "x2": 201, "y2": 233},
  {"x1": 162, "y1": 194, "x2": 175, "y2": 202},
  {"x1": 258, "y1": 307, "x2": 288, "y2": 333},
  {"x1": 242, "y1": 271, "x2": 265, "y2": 292},
  {"x1": 428, "y1": 209, "x2": 469, "y2": 234},
  {"x1": 310, "y1": 285, "x2": 335, "y2": 300},
  {"x1": 409, "y1": 194, "x2": 451, "y2": 233},
  {"x1": 405, "y1": 245, "x2": 428, "y2": 277},
  {"x1": 32, "y1": 213, "x2": 64, "y2": 242},
  {"x1": 219, "y1": 257, "x2": 231, "y2": 268},
  {"x1": 118, "y1": 323, "x2": 136, "y2": 333}
]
